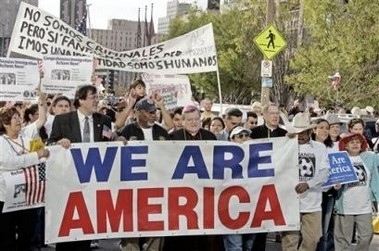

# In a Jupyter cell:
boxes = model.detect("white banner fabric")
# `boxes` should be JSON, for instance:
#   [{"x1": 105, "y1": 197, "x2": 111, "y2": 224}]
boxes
[
  {"x1": 8, "y1": 2, "x2": 217, "y2": 74},
  {"x1": 45, "y1": 138, "x2": 299, "y2": 243}
]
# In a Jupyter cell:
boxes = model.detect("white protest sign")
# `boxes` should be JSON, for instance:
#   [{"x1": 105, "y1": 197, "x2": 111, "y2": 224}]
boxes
[
  {"x1": 0, "y1": 57, "x2": 39, "y2": 101},
  {"x1": 45, "y1": 138, "x2": 299, "y2": 243},
  {"x1": 142, "y1": 73, "x2": 193, "y2": 110},
  {"x1": 8, "y1": 2, "x2": 217, "y2": 74},
  {"x1": 41, "y1": 55, "x2": 93, "y2": 97},
  {"x1": 3, "y1": 163, "x2": 46, "y2": 212}
]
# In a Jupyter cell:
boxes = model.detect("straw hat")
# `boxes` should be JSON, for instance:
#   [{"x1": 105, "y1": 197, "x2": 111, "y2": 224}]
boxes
[{"x1": 288, "y1": 112, "x2": 316, "y2": 134}]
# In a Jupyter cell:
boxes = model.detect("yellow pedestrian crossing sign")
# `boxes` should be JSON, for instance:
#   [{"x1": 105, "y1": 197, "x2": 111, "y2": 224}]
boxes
[{"x1": 254, "y1": 25, "x2": 287, "y2": 59}]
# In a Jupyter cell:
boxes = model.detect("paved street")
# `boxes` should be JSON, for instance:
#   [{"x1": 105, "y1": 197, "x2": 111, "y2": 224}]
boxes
[{"x1": 42, "y1": 233, "x2": 379, "y2": 250}]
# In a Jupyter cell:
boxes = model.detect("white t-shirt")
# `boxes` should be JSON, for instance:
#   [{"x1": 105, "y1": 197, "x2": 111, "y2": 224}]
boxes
[
  {"x1": 141, "y1": 127, "x2": 153, "y2": 141},
  {"x1": 341, "y1": 155, "x2": 372, "y2": 214},
  {"x1": 298, "y1": 141, "x2": 330, "y2": 212},
  {"x1": 0, "y1": 135, "x2": 39, "y2": 201}
]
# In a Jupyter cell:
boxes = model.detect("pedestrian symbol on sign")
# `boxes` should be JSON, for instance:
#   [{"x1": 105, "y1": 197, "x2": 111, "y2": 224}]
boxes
[
  {"x1": 254, "y1": 25, "x2": 286, "y2": 60},
  {"x1": 267, "y1": 30, "x2": 275, "y2": 49}
]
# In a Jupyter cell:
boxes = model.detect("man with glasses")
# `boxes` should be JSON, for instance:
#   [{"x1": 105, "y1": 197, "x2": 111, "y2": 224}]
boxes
[
  {"x1": 48, "y1": 85, "x2": 113, "y2": 250},
  {"x1": 218, "y1": 108, "x2": 243, "y2": 141},
  {"x1": 167, "y1": 104, "x2": 218, "y2": 250},
  {"x1": 244, "y1": 111, "x2": 259, "y2": 130},
  {"x1": 170, "y1": 104, "x2": 216, "y2": 141},
  {"x1": 249, "y1": 103, "x2": 287, "y2": 251}
]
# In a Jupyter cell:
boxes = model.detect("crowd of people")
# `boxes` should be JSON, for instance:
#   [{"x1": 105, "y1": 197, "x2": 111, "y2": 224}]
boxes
[{"x1": 0, "y1": 77, "x2": 378, "y2": 251}]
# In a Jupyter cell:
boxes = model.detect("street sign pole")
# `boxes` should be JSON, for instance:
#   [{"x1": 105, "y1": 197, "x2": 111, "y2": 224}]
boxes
[{"x1": 261, "y1": 0, "x2": 275, "y2": 106}]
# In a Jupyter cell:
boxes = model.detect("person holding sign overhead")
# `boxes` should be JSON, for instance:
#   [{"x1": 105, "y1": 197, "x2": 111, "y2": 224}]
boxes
[
  {"x1": 334, "y1": 133, "x2": 379, "y2": 251},
  {"x1": 0, "y1": 106, "x2": 50, "y2": 250}
]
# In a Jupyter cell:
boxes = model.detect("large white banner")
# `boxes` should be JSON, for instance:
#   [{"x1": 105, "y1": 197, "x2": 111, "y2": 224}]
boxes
[
  {"x1": 142, "y1": 73, "x2": 193, "y2": 110},
  {"x1": 0, "y1": 57, "x2": 39, "y2": 101},
  {"x1": 8, "y1": 2, "x2": 217, "y2": 74},
  {"x1": 45, "y1": 138, "x2": 299, "y2": 244},
  {"x1": 40, "y1": 55, "x2": 93, "y2": 97}
]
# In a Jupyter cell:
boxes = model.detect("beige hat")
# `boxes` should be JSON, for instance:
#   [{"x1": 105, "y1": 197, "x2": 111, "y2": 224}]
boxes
[
  {"x1": 365, "y1": 106, "x2": 374, "y2": 114},
  {"x1": 351, "y1": 106, "x2": 360, "y2": 116},
  {"x1": 251, "y1": 101, "x2": 262, "y2": 113},
  {"x1": 323, "y1": 113, "x2": 342, "y2": 125},
  {"x1": 288, "y1": 112, "x2": 316, "y2": 134}
]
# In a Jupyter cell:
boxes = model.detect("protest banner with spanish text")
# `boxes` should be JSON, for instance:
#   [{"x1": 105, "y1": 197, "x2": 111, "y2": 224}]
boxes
[
  {"x1": 8, "y1": 2, "x2": 217, "y2": 74},
  {"x1": 45, "y1": 138, "x2": 299, "y2": 243}
]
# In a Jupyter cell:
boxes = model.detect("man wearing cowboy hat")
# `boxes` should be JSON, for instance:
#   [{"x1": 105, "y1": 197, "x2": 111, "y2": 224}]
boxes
[{"x1": 282, "y1": 112, "x2": 330, "y2": 251}]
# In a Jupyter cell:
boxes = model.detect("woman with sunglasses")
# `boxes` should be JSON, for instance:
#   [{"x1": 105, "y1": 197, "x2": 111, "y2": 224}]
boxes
[{"x1": 223, "y1": 126, "x2": 255, "y2": 251}]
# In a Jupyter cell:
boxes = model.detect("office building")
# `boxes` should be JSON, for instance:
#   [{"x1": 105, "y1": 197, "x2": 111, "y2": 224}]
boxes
[
  {"x1": 0, "y1": 0, "x2": 38, "y2": 56},
  {"x1": 158, "y1": 0, "x2": 191, "y2": 34},
  {"x1": 60, "y1": 0, "x2": 86, "y2": 29},
  {"x1": 89, "y1": 19, "x2": 163, "y2": 87}
]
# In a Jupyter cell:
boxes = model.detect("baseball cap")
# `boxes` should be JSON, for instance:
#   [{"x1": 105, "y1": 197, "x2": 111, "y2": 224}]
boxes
[
  {"x1": 229, "y1": 126, "x2": 251, "y2": 139},
  {"x1": 134, "y1": 98, "x2": 156, "y2": 112}
]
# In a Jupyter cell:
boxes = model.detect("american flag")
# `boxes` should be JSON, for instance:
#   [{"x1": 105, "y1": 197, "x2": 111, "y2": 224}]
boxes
[
  {"x1": 102, "y1": 124, "x2": 113, "y2": 139},
  {"x1": 23, "y1": 163, "x2": 46, "y2": 205}
]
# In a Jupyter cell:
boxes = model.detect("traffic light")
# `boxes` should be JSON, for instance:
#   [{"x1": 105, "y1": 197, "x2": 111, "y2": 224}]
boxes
[{"x1": 108, "y1": 70, "x2": 114, "y2": 89}]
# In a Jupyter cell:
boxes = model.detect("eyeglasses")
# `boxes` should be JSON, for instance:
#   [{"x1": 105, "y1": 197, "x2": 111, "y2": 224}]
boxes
[{"x1": 236, "y1": 133, "x2": 250, "y2": 139}]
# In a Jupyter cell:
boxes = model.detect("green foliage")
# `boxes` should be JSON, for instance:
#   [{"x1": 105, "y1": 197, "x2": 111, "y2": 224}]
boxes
[
  {"x1": 165, "y1": 0, "x2": 303, "y2": 106},
  {"x1": 166, "y1": 2, "x2": 267, "y2": 104},
  {"x1": 287, "y1": 0, "x2": 379, "y2": 108}
]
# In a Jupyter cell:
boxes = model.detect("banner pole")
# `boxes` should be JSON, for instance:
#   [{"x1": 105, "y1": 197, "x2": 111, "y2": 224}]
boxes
[{"x1": 216, "y1": 66, "x2": 223, "y2": 114}]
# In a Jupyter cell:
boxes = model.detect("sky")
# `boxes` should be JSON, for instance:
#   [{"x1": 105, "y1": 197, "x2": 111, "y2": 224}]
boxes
[{"x1": 38, "y1": 0, "x2": 208, "y2": 30}]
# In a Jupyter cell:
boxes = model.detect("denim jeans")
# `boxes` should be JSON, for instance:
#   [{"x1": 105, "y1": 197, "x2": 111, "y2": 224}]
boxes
[{"x1": 223, "y1": 234, "x2": 256, "y2": 251}]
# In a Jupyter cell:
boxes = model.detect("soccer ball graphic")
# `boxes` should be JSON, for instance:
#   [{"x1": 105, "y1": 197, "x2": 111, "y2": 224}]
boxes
[
  {"x1": 299, "y1": 157, "x2": 314, "y2": 177},
  {"x1": 354, "y1": 165, "x2": 366, "y2": 181}
]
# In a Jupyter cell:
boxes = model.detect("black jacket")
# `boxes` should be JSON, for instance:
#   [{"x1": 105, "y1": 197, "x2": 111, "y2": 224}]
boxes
[{"x1": 117, "y1": 122, "x2": 169, "y2": 141}]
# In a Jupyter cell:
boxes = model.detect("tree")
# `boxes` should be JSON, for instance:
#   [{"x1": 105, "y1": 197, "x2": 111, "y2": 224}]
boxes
[
  {"x1": 166, "y1": 0, "x2": 301, "y2": 106},
  {"x1": 286, "y1": 0, "x2": 379, "y2": 108},
  {"x1": 166, "y1": 2, "x2": 265, "y2": 104}
]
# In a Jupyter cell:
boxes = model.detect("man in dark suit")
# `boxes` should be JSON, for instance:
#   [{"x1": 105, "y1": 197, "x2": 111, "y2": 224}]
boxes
[
  {"x1": 48, "y1": 85, "x2": 112, "y2": 251},
  {"x1": 250, "y1": 103, "x2": 287, "y2": 251}
]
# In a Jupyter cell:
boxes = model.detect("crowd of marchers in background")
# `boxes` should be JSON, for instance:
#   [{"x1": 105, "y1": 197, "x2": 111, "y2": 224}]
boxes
[{"x1": 0, "y1": 76, "x2": 378, "y2": 251}]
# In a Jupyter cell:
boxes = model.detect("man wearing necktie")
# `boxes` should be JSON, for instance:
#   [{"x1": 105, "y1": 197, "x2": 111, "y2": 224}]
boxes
[{"x1": 48, "y1": 85, "x2": 112, "y2": 251}]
